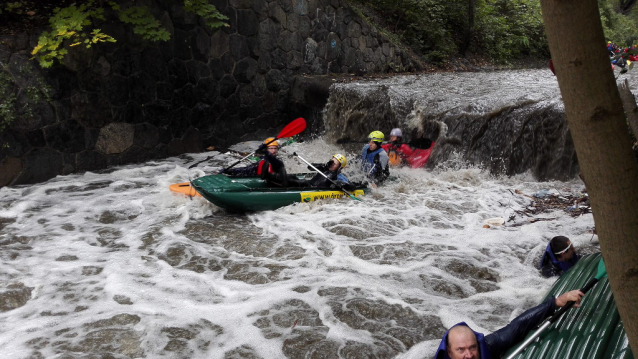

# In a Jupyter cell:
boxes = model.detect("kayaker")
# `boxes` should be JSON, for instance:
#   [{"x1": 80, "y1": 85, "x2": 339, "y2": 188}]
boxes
[
  {"x1": 306, "y1": 154, "x2": 357, "y2": 191},
  {"x1": 221, "y1": 138, "x2": 304, "y2": 187},
  {"x1": 434, "y1": 290, "x2": 585, "y2": 359},
  {"x1": 538, "y1": 236, "x2": 580, "y2": 278},
  {"x1": 361, "y1": 131, "x2": 390, "y2": 186},
  {"x1": 381, "y1": 128, "x2": 413, "y2": 167}
]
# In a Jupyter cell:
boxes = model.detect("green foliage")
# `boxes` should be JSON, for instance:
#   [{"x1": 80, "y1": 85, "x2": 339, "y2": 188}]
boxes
[
  {"x1": 118, "y1": 5, "x2": 171, "y2": 41},
  {"x1": 0, "y1": 61, "x2": 51, "y2": 137},
  {"x1": 3, "y1": 2, "x2": 24, "y2": 14},
  {"x1": 184, "y1": 0, "x2": 230, "y2": 29},
  {"x1": 474, "y1": 0, "x2": 547, "y2": 62},
  {"x1": 31, "y1": 0, "x2": 227, "y2": 68},
  {"x1": 31, "y1": 1, "x2": 116, "y2": 68},
  {"x1": 353, "y1": 0, "x2": 547, "y2": 64},
  {"x1": 599, "y1": 0, "x2": 638, "y2": 46}
]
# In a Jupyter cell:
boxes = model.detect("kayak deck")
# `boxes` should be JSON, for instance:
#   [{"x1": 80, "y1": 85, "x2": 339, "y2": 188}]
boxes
[{"x1": 171, "y1": 174, "x2": 368, "y2": 211}]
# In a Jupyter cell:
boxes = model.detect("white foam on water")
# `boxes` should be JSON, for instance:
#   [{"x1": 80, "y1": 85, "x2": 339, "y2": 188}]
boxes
[{"x1": 0, "y1": 139, "x2": 597, "y2": 358}]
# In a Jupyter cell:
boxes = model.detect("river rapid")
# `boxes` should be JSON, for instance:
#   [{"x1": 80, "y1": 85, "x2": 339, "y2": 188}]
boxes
[{"x1": 0, "y1": 69, "x2": 605, "y2": 359}]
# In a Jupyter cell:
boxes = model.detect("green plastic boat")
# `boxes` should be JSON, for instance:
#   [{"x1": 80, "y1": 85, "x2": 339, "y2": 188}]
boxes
[
  {"x1": 185, "y1": 174, "x2": 368, "y2": 211},
  {"x1": 505, "y1": 252, "x2": 634, "y2": 359}
]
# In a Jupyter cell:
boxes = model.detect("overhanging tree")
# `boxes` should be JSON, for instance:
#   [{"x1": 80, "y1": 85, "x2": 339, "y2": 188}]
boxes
[{"x1": 540, "y1": 0, "x2": 638, "y2": 352}]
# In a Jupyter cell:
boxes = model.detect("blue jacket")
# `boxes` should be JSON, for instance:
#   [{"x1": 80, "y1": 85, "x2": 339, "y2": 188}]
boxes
[
  {"x1": 361, "y1": 145, "x2": 390, "y2": 183},
  {"x1": 538, "y1": 243, "x2": 580, "y2": 278},
  {"x1": 434, "y1": 297, "x2": 557, "y2": 359}
]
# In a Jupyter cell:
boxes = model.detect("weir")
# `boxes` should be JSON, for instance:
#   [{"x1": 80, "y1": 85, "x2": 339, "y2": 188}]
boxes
[{"x1": 323, "y1": 69, "x2": 580, "y2": 180}]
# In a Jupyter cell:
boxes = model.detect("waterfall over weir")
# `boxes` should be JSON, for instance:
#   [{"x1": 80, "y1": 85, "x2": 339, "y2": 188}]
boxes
[{"x1": 323, "y1": 69, "x2": 578, "y2": 180}]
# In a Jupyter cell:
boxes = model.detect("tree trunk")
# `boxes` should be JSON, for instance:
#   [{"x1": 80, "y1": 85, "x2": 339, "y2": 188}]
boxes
[
  {"x1": 540, "y1": 0, "x2": 638, "y2": 353},
  {"x1": 620, "y1": 0, "x2": 638, "y2": 14},
  {"x1": 460, "y1": 0, "x2": 475, "y2": 56},
  {"x1": 619, "y1": 79, "x2": 638, "y2": 138}
]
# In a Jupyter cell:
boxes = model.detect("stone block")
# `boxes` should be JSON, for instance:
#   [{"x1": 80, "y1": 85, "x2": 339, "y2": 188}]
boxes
[
  {"x1": 76, "y1": 150, "x2": 108, "y2": 172},
  {"x1": 238, "y1": 9, "x2": 259, "y2": 36},
  {"x1": 0, "y1": 157, "x2": 22, "y2": 187},
  {"x1": 233, "y1": 57, "x2": 259, "y2": 83},
  {"x1": 304, "y1": 38, "x2": 318, "y2": 64},
  {"x1": 269, "y1": 3, "x2": 287, "y2": 25},
  {"x1": 299, "y1": 16, "x2": 311, "y2": 38},
  {"x1": 287, "y1": 51, "x2": 304, "y2": 70},
  {"x1": 95, "y1": 123, "x2": 135, "y2": 155},
  {"x1": 133, "y1": 123, "x2": 160, "y2": 150},
  {"x1": 287, "y1": 13, "x2": 301, "y2": 32},
  {"x1": 167, "y1": 59, "x2": 190, "y2": 89},
  {"x1": 129, "y1": 72, "x2": 156, "y2": 105},
  {"x1": 259, "y1": 19, "x2": 281, "y2": 52},
  {"x1": 230, "y1": 34, "x2": 250, "y2": 60},
  {"x1": 14, "y1": 148, "x2": 64, "y2": 185},
  {"x1": 44, "y1": 120, "x2": 87, "y2": 153},
  {"x1": 210, "y1": 30, "x2": 230, "y2": 58},
  {"x1": 196, "y1": 27, "x2": 211, "y2": 60},
  {"x1": 265, "y1": 69, "x2": 288, "y2": 92},
  {"x1": 326, "y1": 32, "x2": 341, "y2": 61},
  {"x1": 174, "y1": 29, "x2": 193, "y2": 61},
  {"x1": 71, "y1": 93, "x2": 112, "y2": 128},
  {"x1": 279, "y1": 31, "x2": 304, "y2": 52},
  {"x1": 196, "y1": 77, "x2": 220, "y2": 104},
  {"x1": 230, "y1": 0, "x2": 254, "y2": 9},
  {"x1": 219, "y1": 74, "x2": 239, "y2": 98},
  {"x1": 271, "y1": 48, "x2": 288, "y2": 69}
]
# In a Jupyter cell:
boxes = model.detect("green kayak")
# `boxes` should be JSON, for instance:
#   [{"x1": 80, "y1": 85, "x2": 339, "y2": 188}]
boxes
[
  {"x1": 184, "y1": 174, "x2": 368, "y2": 211},
  {"x1": 505, "y1": 252, "x2": 634, "y2": 359}
]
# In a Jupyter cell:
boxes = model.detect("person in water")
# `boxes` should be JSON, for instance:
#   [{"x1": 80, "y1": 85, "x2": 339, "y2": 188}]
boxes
[
  {"x1": 221, "y1": 138, "x2": 305, "y2": 187},
  {"x1": 305, "y1": 154, "x2": 357, "y2": 191},
  {"x1": 381, "y1": 128, "x2": 414, "y2": 167},
  {"x1": 434, "y1": 290, "x2": 585, "y2": 359},
  {"x1": 538, "y1": 236, "x2": 580, "y2": 278},
  {"x1": 361, "y1": 131, "x2": 390, "y2": 185}
]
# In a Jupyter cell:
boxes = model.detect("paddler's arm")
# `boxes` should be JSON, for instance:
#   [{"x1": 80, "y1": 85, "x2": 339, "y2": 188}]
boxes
[{"x1": 485, "y1": 290, "x2": 584, "y2": 357}]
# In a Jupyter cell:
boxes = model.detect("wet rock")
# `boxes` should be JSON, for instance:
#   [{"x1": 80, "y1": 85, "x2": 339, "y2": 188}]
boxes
[
  {"x1": 0, "y1": 282, "x2": 33, "y2": 312},
  {"x1": 225, "y1": 344, "x2": 263, "y2": 358},
  {"x1": 0, "y1": 156, "x2": 22, "y2": 187},
  {"x1": 56, "y1": 255, "x2": 79, "y2": 261},
  {"x1": 113, "y1": 295, "x2": 133, "y2": 305},
  {"x1": 95, "y1": 123, "x2": 135, "y2": 155},
  {"x1": 14, "y1": 148, "x2": 64, "y2": 185},
  {"x1": 82, "y1": 266, "x2": 104, "y2": 276}
]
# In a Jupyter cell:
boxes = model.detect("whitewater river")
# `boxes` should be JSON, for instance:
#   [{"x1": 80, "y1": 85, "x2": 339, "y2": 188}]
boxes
[{"x1": 0, "y1": 137, "x2": 599, "y2": 358}]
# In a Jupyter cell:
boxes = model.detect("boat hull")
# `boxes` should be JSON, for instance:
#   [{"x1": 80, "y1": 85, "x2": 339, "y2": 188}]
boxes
[{"x1": 172, "y1": 174, "x2": 367, "y2": 211}]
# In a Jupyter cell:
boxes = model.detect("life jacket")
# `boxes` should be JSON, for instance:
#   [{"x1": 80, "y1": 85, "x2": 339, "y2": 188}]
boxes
[
  {"x1": 361, "y1": 145, "x2": 384, "y2": 174},
  {"x1": 382, "y1": 143, "x2": 406, "y2": 167},
  {"x1": 434, "y1": 322, "x2": 492, "y2": 359},
  {"x1": 256, "y1": 159, "x2": 275, "y2": 176},
  {"x1": 538, "y1": 242, "x2": 580, "y2": 275}
]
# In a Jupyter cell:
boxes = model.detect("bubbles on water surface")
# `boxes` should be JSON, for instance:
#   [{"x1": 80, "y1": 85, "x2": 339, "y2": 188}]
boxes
[{"x1": 0, "y1": 130, "x2": 598, "y2": 357}]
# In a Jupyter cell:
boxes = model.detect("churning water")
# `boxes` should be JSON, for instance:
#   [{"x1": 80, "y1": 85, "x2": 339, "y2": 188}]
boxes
[
  {"x1": 2, "y1": 67, "x2": 616, "y2": 358},
  {"x1": 0, "y1": 141, "x2": 598, "y2": 358}
]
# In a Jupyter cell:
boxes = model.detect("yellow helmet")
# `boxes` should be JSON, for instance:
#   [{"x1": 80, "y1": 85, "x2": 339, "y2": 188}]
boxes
[
  {"x1": 264, "y1": 137, "x2": 279, "y2": 147},
  {"x1": 332, "y1": 153, "x2": 347, "y2": 168},
  {"x1": 368, "y1": 131, "x2": 384, "y2": 143}
]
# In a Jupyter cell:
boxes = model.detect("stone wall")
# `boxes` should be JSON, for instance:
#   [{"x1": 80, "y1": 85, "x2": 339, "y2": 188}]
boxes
[{"x1": 0, "y1": 0, "x2": 418, "y2": 187}]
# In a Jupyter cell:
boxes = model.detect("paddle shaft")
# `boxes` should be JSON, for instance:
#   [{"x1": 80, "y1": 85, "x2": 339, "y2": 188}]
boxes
[
  {"x1": 504, "y1": 276, "x2": 601, "y2": 359},
  {"x1": 293, "y1": 153, "x2": 361, "y2": 201},
  {"x1": 222, "y1": 137, "x2": 278, "y2": 172}
]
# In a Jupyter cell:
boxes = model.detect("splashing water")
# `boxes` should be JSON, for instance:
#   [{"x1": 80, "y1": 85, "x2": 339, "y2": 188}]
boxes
[{"x1": 0, "y1": 139, "x2": 598, "y2": 358}]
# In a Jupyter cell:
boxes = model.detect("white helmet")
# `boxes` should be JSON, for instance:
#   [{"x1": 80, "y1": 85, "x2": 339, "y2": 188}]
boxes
[{"x1": 390, "y1": 128, "x2": 402, "y2": 137}]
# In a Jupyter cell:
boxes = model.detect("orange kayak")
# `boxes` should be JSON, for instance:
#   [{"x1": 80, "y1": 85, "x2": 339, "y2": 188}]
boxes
[{"x1": 169, "y1": 182, "x2": 201, "y2": 197}]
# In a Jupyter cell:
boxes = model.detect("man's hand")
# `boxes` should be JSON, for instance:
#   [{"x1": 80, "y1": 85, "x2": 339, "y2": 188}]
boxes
[{"x1": 555, "y1": 290, "x2": 585, "y2": 308}]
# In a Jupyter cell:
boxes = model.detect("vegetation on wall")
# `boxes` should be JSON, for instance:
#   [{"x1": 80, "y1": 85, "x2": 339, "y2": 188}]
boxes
[
  {"x1": 350, "y1": 0, "x2": 638, "y2": 64},
  {"x1": 2, "y1": 0, "x2": 228, "y2": 68}
]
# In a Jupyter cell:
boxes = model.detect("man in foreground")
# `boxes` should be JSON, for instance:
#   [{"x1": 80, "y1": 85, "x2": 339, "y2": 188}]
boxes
[{"x1": 434, "y1": 290, "x2": 584, "y2": 359}]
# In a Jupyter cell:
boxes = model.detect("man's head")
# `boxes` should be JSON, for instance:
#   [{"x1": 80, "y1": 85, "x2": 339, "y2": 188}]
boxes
[
  {"x1": 447, "y1": 325, "x2": 481, "y2": 359},
  {"x1": 550, "y1": 236, "x2": 575, "y2": 261},
  {"x1": 263, "y1": 138, "x2": 280, "y2": 155},
  {"x1": 329, "y1": 153, "x2": 347, "y2": 171},
  {"x1": 389, "y1": 128, "x2": 402, "y2": 143},
  {"x1": 446, "y1": 325, "x2": 479, "y2": 359},
  {"x1": 368, "y1": 131, "x2": 384, "y2": 150}
]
